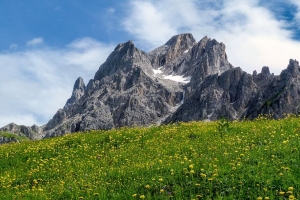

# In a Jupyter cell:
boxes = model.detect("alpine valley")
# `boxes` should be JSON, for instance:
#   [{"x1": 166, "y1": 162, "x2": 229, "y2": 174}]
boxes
[{"x1": 2, "y1": 33, "x2": 300, "y2": 142}]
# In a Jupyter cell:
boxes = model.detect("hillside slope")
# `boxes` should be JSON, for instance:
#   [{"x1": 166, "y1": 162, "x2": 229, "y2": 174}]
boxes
[{"x1": 0, "y1": 117, "x2": 299, "y2": 199}]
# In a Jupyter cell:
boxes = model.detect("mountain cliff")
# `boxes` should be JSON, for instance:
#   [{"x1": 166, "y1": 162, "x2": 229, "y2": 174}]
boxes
[{"x1": 1, "y1": 33, "x2": 300, "y2": 141}]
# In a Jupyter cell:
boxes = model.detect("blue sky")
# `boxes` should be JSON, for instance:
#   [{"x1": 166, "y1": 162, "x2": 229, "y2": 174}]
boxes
[{"x1": 1, "y1": 0, "x2": 300, "y2": 127}]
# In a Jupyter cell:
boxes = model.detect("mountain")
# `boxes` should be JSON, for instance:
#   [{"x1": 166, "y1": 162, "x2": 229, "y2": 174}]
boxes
[{"x1": 1, "y1": 33, "x2": 300, "y2": 141}]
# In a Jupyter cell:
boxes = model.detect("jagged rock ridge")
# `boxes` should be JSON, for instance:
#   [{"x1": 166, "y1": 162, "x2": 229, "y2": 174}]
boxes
[{"x1": 1, "y1": 33, "x2": 300, "y2": 141}]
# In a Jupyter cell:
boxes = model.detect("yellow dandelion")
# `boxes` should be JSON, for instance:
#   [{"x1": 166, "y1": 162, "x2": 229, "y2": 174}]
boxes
[
  {"x1": 132, "y1": 194, "x2": 137, "y2": 197},
  {"x1": 160, "y1": 189, "x2": 164, "y2": 193},
  {"x1": 159, "y1": 178, "x2": 163, "y2": 182},
  {"x1": 257, "y1": 197, "x2": 262, "y2": 200},
  {"x1": 279, "y1": 191, "x2": 285, "y2": 195},
  {"x1": 288, "y1": 187, "x2": 294, "y2": 191},
  {"x1": 264, "y1": 197, "x2": 270, "y2": 200},
  {"x1": 145, "y1": 185, "x2": 150, "y2": 189},
  {"x1": 140, "y1": 195, "x2": 145, "y2": 199},
  {"x1": 289, "y1": 195, "x2": 295, "y2": 200}
]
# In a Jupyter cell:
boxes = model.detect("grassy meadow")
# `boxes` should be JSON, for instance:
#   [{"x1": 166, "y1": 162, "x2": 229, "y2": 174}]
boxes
[{"x1": 0, "y1": 116, "x2": 299, "y2": 199}]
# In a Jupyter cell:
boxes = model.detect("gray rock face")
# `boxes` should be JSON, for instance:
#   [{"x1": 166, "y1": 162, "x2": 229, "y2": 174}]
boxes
[
  {"x1": 148, "y1": 33, "x2": 196, "y2": 69},
  {"x1": 166, "y1": 59, "x2": 300, "y2": 122},
  {"x1": 65, "y1": 77, "x2": 86, "y2": 106},
  {"x1": 0, "y1": 137, "x2": 18, "y2": 145},
  {"x1": 2, "y1": 33, "x2": 300, "y2": 141},
  {"x1": 44, "y1": 38, "x2": 185, "y2": 138},
  {"x1": 166, "y1": 67, "x2": 255, "y2": 122}
]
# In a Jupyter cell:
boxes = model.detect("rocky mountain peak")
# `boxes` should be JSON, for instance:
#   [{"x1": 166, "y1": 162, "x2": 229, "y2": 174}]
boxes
[
  {"x1": 148, "y1": 33, "x2": 196, "y2": 69},
  {"x1": 165, "y1": 33, "x2": 196, "y2": 49},
  {"x1": 286, "y1": 59, "x2": 300, "y2": 78},
  {"x1": 65, "y1": 77, "x2": 86, "y2": 107},
  {"x1": 2, "y1": 33, "x2": 300, "y2": 143},
  {"x1": 73, "y1": 77, "x2": 85, "y2": 91},
  {"x1": 94, "y1": 40, "x2": 151, "y2": 81}
]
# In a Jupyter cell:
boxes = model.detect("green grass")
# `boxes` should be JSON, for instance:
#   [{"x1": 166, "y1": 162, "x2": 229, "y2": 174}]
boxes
[{"x1": 0, "y1": 116, "x2": 299, "y2": 199}]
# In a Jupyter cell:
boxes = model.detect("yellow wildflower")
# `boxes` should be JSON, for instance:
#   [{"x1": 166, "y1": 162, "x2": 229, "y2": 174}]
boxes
[
  {"x1": 289, "y1": 195, "x2": 295, "y2": 200},
  {"x1": 279, "y1": 191, "x2": 285, "y2": 195}
]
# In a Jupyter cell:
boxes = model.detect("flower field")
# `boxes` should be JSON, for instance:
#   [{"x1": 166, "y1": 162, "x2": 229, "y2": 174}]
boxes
[{"x1": 0, "y1": 116, "x2": 299, "y2": 199}]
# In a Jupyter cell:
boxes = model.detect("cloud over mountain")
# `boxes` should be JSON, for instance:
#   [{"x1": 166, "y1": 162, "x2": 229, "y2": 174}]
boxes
[
  {"x1": 0, "y1": 38, "x2": 114, "y2": 127},
  {"x1": 123, "y1": 0, "x2": 300, "y2": 74}
]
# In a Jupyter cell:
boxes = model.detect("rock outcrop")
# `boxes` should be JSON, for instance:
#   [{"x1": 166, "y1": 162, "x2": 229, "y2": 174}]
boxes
[
  {"x1": 0, "y1": 123, "x2": 43, "y2": 140},
  {"x1": 1, "y1": 33, "x2": 300, "y2": 141}
]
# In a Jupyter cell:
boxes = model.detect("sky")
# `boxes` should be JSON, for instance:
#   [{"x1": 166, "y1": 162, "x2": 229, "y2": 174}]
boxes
[{"x1": 1, "y1": 0, "x2": 300, "y2": 127}]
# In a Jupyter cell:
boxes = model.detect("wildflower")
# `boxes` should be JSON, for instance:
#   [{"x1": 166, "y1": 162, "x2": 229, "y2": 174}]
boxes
[
  {"x1": 132, "y1": 194, "x2": 137, "y2": 197},
  {"x1": 257, "y1": 197, "x2": 262, "y2": 200},
  {"x1": 279, "y1": 191, "x2": 285, "y2": 195},
  {"x1": 195, "y1": 183, "x2": 200, "y2": 186},
  {"x1": 288, "y1": 187, "x2": 294, "y2": 191},
  {"x1": 264, "y1": 197, "x2": 270, "y2": 200},
  {"x1": 140, "y1": 195, "x2": 145, "y2": 199},
  {"x1": 189, "y1": 164, "x2": 194, "y2": 169},
  {"x1": 94, "y1": 193, "x2": 99, "y2": 196},
  {"x1": 289, "y1": 195, "x2": 295, "y2": 200},
  {"x1": 160, "y1": 189, "x2": 164, "y2": 193},
  {"x1": 208, "y1": 178, "x2": 213, "y2": 181},
  {"x1": 159, "y1": 178, "x2": 163, "y2": 182},
  {"x1": 79, "y1": 197, "x2": 84, "y2": 200},
  {"x1": 190, "y1": 170, "x2": 195, "y2": 174},
  {"x1": 279, "y1": 173, "x2": 284, "y2": 176},
  {"x1": 200, "y1": 173, "x2": 206, "y2": 178},
  {"x1": 145, "y1": 185, "x2": 150, "y2": 189}
]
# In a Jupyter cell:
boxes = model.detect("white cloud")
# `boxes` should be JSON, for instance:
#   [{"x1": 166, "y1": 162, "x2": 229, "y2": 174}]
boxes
[
  {"x1": 289, "y1": 0, "x2": 300, "y2": 23},
  {"x1": 0, "y1": 38, "x2": 114, "y2": 127},
  {"x1": 123, "y1": 0, "x2": 300, "y2": 75},
  {"x1": 26, "y1": 37, "x2": 44, "y2": 46},
  {"x1": 122, "y1": 1, "x2": 176, "y2": 49},
  {"x1": 107, "y1": 7, "x2": 116, "y2": 14},
  {"x1": 9, "y1": 44, "x2": 18, "y2": 50}
]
